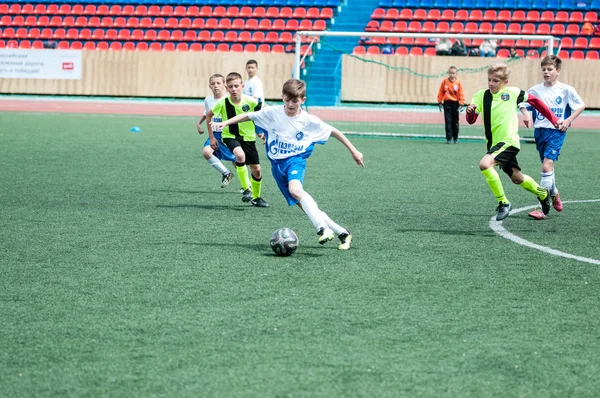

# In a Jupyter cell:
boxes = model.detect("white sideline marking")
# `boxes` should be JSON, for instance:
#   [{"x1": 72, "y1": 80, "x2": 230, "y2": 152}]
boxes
[{"x1": 489, "y1": 199, "x2": 600, "y2": 265}]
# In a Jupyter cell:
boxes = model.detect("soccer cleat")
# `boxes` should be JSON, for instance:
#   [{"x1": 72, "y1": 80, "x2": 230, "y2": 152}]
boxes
[
  {"x1": 528, "y1": 207, "x2": 547, "y2": 220},
  {"x1": 241, "y1": 189, "x2": 252, "y2": 202},
  {"x1": 552, "y1": 192, "x2": 563, "y2": 212},
  {"x1": 250, "y1": 197, "x2": 269, "y2": 207},
  {"x1": 538, "y1": 188, "x2": 552, "y2": 215},
  {"x1": 221, "y1": 172, "x2": 233, "y2": 188},
  {"x1": 495, "y1": 202, "x2": 512, "y2": 221},
  {"x1": 317, "y1": 227, "x2": 334, "y2": 244},
  {"x1": 338, "y1": 231, "x2": 352, "y2": 251}
]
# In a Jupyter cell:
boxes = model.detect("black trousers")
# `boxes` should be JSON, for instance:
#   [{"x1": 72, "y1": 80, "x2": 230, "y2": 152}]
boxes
[{"x1": 443, "y1": 101, "x2": 460, "y2": 141}]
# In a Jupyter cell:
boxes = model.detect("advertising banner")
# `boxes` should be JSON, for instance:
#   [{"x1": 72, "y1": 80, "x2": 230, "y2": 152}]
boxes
[{"x1": 0, "y1": 49, "x2": 82, "y2": 79}]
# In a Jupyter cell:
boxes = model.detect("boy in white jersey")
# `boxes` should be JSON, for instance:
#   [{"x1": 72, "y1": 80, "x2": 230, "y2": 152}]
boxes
[
  {"x1": 212, "y1": 79, "x2": 364, "y2": 250},
  {"x1": 196, "y1": 74, "x2": 236, "y2": 188},
  {"x1": 243, "y1": 59, "x2": 264, "y2": 103},
  {"x1": 519, "y1": 55, "x2": 586, "y2": 220}
]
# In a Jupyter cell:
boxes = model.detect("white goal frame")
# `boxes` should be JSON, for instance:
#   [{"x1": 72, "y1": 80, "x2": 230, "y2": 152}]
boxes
[{"x1": 293, "y1": 31, "x2": 557, "y2": 79}]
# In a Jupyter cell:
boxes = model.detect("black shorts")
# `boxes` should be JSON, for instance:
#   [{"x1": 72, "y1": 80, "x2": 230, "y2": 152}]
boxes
[
  {"x1": 223, "y1": 136, "x2": 260, "y2": 165},
  {"x1": 488, "y1": 142, "x2": 521, "y2": 176}
]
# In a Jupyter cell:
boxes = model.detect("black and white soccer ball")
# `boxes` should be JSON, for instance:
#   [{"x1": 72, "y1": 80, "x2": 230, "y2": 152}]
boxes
[{"x1": 270, "y1": 228, "x2": 299, "y2": 256}]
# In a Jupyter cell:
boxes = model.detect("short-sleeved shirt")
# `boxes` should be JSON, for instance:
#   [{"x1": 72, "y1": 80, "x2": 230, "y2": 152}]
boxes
[
  {"x1": 471, "y1": 86, "x2": 528, "y2": 150},
  {"x1": 526, "y1": 82, "x2": 585, "y2": 129},
  {"x1": 243, "y1": 76, "x2": 264, "y2": 103},
  {"x1": 211, "y1": 95, "x2": 261, "y2": 141},
  {"x1": 247, "y1": 106, "x2": 333, "y2": 161},
  {"x1": 203, "y1": 95, "x2": 227, "y2": 133}
]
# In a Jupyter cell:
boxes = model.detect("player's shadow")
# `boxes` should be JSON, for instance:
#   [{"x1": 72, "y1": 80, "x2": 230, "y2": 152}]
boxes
[
  {"x1": 396, "y1": 227, "x2": 495, "y2": 237},
  {"x1": 177, "y1": 241, "x2": 325, "y2": 258},
  {"x1": 153, "y1": 189, "x2": 239, "y2": 195},
  {"x1": 157, "y1": 204, "x2": 247, "y2": 211}
]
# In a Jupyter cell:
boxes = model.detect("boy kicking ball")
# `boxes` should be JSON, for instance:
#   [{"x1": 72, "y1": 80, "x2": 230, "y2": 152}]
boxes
[{"x1": 212, "y1": 79, "x2": 364, "y2": 250}]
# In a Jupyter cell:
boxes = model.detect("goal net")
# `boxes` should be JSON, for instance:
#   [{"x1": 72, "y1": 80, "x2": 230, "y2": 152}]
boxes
[{"x1": 293, "y1": 31, "x2": 556, "y2": 141}]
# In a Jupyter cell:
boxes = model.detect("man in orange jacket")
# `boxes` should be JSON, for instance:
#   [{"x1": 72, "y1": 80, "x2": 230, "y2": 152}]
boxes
[{"x1": 437, "y1": 66, "x2": 465, "y2": 144}]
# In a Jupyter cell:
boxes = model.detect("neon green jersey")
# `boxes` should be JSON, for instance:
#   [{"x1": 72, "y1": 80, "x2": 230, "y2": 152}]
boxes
[
  {"x1": 471, "y1": 86, "x2": 528, "y2": 150},
  {"x1": 212, "y1": 95, "x2": 262, "y2": 141}
]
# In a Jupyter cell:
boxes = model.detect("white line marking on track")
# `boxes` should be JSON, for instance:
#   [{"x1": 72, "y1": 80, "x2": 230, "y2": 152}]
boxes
[{"x1": 489, "y1": 199, "x2": 600, "y2": 265}]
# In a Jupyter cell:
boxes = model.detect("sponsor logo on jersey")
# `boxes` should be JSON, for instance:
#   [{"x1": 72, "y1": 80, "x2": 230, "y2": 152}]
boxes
[
  {"x1": 501, "y1": 93, "x2": 510, "y2": 101},
  {"x1": 556, "y1": 96, "x2": 562, "y2": 104},
  {"x1": 242, "y1": 104, "x2": 250, "y2": 112},
  {"x1": 296, "y1": 131, "x2": 304, "y2": 141}
]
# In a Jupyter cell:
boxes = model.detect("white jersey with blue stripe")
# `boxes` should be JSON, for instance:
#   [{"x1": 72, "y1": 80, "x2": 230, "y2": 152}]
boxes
[
  {"x1": 248, "y1": 106, "x2": 332, "y2": 161},
  {"x1": 526, "y1": 82, "x2": 585, "y2": 129},
  {"x1": 203, "y1": 95, "x2": 226, "y2": 133}
]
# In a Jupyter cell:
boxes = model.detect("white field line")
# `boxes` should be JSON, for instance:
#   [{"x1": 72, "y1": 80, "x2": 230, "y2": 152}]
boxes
[{"x1": 489, "y1": 199, "x2": 600, "y2": 265}]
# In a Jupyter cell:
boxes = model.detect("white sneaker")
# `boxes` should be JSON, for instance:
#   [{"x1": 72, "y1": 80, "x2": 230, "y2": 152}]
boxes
[{"x1": 317, "y1": 227, "x2": 334, "y2": 244}]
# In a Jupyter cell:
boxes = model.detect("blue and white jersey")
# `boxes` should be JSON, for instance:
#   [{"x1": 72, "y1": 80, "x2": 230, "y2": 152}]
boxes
[
  {"x1": 525, "y1": 82, "x2": 585, "y2": 129},
  {"x1": 248, "y1": 106, "x2": 332, "y2": 161},
  {"x1": 203, "y1": 95, "x2": 225, "y2": 133}
]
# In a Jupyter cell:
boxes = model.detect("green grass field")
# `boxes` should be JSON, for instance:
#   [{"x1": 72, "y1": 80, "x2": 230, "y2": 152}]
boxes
[{"x1": 2, "y1": 111, "x2": 600, "y2": 397}]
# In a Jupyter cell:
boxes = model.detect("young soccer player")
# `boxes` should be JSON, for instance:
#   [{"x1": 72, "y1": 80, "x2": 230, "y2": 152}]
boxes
[
  {"x1": 519, "y1": 55, "x2": 586, "y2": 220},
  {"x1": 206, "y1": 72, "x2": 268, "y2": 207},
  {"x1": 465, "y1": 63, "x2": 560, "y2": 221},
  {"x1": 243, "y1": 59, "x2": 264, "y2": 104},
  {"x1": 196, "y1": 74, "x2": 235, "y2": 188},
  {"x1": 437, "y1": 66, "x2": 465, "y2": 144},
  {"x1": 211, "y1": 79, "x2": 364, "y2": 250}
]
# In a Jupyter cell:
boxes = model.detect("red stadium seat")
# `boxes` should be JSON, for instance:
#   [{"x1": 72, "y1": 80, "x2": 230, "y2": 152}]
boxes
[
  {"x1": 379, "y1": 20, "x2": 393, "y2": 32},
  {"x1": 199, "y1": 6, "x2": 211, "y2": 17},
  {"x1": 571, "y1": 50, "x2": 584, "y2": 59},
  {"x1": 497, "y1": 10, "x2": 511, "y2": 21},
  {"x1": 66, "y1": 28, "x2": 78, "y2": 39},
  {"x1": 170, "y1": 30, "x2": 183, "y2": 41},
  {"x1": 149, "y1": 42, "x2": 161, "y2": 51},
  {"x1": 427, "y1": 9, "x2": 441, "y2": 20},
  {"x1": 223, "y1": 31, "x2": 237, "y2": 42},
  {"x1": 285, "y1": 19, "x2": 299, "y2": 30},
  {"x1": 186, "y1": 6, "x2": 200, "y2": 17},
  {"x1": 153, "y1": 17, "x2": 166, "y2": 28},
  {"x1": 218, "y1": 18, "x2": 231, "y2": 29},
  {"x1": 540, "y1": 11, "x2": 554, "y2": 22},
  {"x1": 306, "y1": 7, "x2": 320, "y2": 19},
  {"x1": 176, "y1": 42, "x2": 188, "y2": 51},
  {"x1": 232, "y1": 18, "x2": 245, "y2": 29},
  {"x1": 123, "y1": 42, "x2": 135, "y2": 51},
  {"x1": 172, "y1": 6, "x2": 186, "y2": 17},
  {"x1": 280, "y1": 7, "x2": 293, "y2": 18},
  {"x1": 469, "y1": 10, "x2": 483, "y2": 21},
  {"x1": 204, "y1": 43, "x2": 216, "y2": 51},
  {"x1": 225, "y1": 6, "x2": 239, "y2": 17},
  {"x1": 97, "y1": 5, "x2": 109, "y2": 15},
  {"x1": 157, "y1": 30, "x2": 170, "y2": 40},
  {"x1": 211, "y1": 30, "x2": 224, "y2": 42},
  {"x1": 126, "y1": 17, "x2": 139, "y2": 28},
  {"x1": 558, "y1": 50, "x2": 569, "y2": 58},
  {"x1": 321, "y1": 7, "x2": 334, "y2": 19},
  {"x1": 114, "y1": 17, "x2": 126, "y2": 28},
  {"x1": 407, "y1": 21, "x2": 421, "y2": 32},
  {"x1": 212, "y1": 6, "x2": 226, "y2": 18},
  {"x1": 265, "y1": 31, "x2": 278, "y2": 42},
  {"x1": 198, "y1": 30, "x2": 210, "y2": 41},
  {"x1": 245, "y1": 19, "x2": 258, "y2": 30},
  {"x1": 57, "y1": 4, "x2": 70, "y2": 15},
  {"x1": 205, "y1": 18, "x2": 218, "y2": 29},
  {"x1": 238, "y1": 31, "x2": 251, "y2": 42},
  {"x1": 586, "y1": 51, "x2": 599, "y2": 59},
  {"x1": 294, "y1": 7, "x2": 307, "y2": 19},
  {"x1": 483, "y1": 10, "x2": 497, "y2": 21},
  {"x1": 424, "y1": 47, "x2": 436, "y2": 56},
  {"x1": 88, "y1": 17, "x2": 101, "y2": 27},
  {"x1": 413, "y1": 9, "x2": 426, "y2": 20},
  {"x1": 242, "y1": 43, "x2": 255, "y2": 52},
  {"x1": 53, "y1": 28, "x2": 66, "y2": 39},
  {"x1": 109, "y1": 42, "x2": 122, "y2": 51},
  {"x1": 259, "y1": 19, "x2": 272, "y2": 30},
  {"x1": 590, "y1": 38, "x2": 600, "y2": 49},
  {"x1": 92, "y1": 29, "x2": 104, "y2": 40},
  {"x1": 314, "y1": 20, "x2": 326, "y2": 30},
  {"x1": 272, "y1": 44, "x2": 285, "y2": 53},
  {"x1": 479, "y1": 22, "x2": 492, "y2": 34},
  {"x1": 101, "y1": 17, "x2": 113, "y2": 28},
  {"x1": 422, "y1": 21, "x2": 435, "y2": 32},
  {"x1": 136, "y1": 42, "x2": 149, "y2": 51},
  {"x1": 273, "y1": 19, "x2": 286, "y2": 30},
  {"x1": 584, "y1": 12, "x2": 598, "y2": 23},
  {"x1": 399, "y1": 9, "x2": 412, "y2": 20},
  {"x1": 353, "y1": 45, "x2": 366, "y2": 54},
  {"x1": 464, "y1": 22, "x2": 478, "y2": 33},
  {"x1": 526, "y1": 11, "x2": 540, "y2": 22},
  {"x1": 79, "y1": 28, "x2": 92, "y2": 40},
  {"x1": 192, "y1": 18, "x2": 204, "y2": 29},
  {"x1": 131, "y1": 29, "x2": 143, "y2": 40},
  {"x1": 507, "y1": 23, "x2": 520, "y2": 34},
  {"x1": 512, "y1": 10, "x2": 525, "y2": 22},
  {"x1": 561, "y1": 37, "x2": 573, "y2": 48},
  {"x1": 165, "y1": 18, "x2": 178, "y2": 29},
  {"x1": 441, "y1": 10, "x2": 454, "y2": 21},
  {"x1": 118, "y1": 29, "x2": 131, "y2": 40},
  {"x1": 257, "y1": 44, "x2": 270, "y2": 52},
  {"x1": 251, "y1": 31, "x2": 265, "y2": 42},
  {"x1": 279, "y1": 31, "x2": 292, "y2": 43},
  {"x1": 162, "y1": 42, "x2": 175, "y2": 51},
  {"x1": 385, "y1": 8, "x2": 400, "y2": 19},
  {"x1": 189, "y1": 43, "x2": 202, "y2": 51},
  {"x1": 28, "y1": 28, "x2": 41, "y2": 39},
  {"x1": 550, "y1": 24, "x2": 565, "y2": 35},
  {"x1": 521, "y1": 23, "x2": 535, "y2": 35},
  {"x1": 394, "y1": 21, "x2": 407, "y2": 32},
  {"x1": 566, "y1": 24, "x2": 579, "y2": 35},
  {"x1": 83, "y1": 41, "x2": 96, "y2": 50},
  {"x1": 367, "y1": 46, "x2": 380, "y2": 55},
  {"x1": 24, "y1": 16, "x2": 37, "y2": 27},
  {"x1": 265, "y1": 7, "x2": 278, "y2": 18},
  {"x1": 15, "y1": 28, "x2": 27, "y2": 38},
  {"x1": 435, "y1": 21, "x2": 449, "y2": 33},
  {"x1": 61, "y1": 16, "x2": 75, "y2": 27},
  {"x1": 70, "y1": 41, "x2": 82, "y2": 50},
  {"x1": 493, "y1": 23, "x2": 507, "y2": 34},
  {"x1": 183, "y1": 30, "x2": 196, "y2": 41},
  {"x1": 147, "y1": 5, "x2": 160, "y2": 16},
  {"x1": 32, "y1": 40, "x2": 43, "y2": 49},
  {"x1": 573, "y1": 37, "x2": 588, "y2": 49},
  {"x1": 497, "y1": 49, "x2": 510, "y2": 58},
  {"x1": 450, "y1": 22, "x2": 464, "y2": 33},
  {"x1": 19, "y1": 40, "x2": 31, "y2": 49},
  {"x1": 365, "y1": 21, "x2": 379, "y2": 32},
  {"x1": 396, "y1": 46, "x2": 408, "y2": 55},
  {"x1": 555, "y1": 11, "x2": 568, "y2": 23},
  {"x1": 409, "y1": 47, "x2": 423, "y2": 56},
  {"x1": 49, "y1": 16, "x2": 62, "y2": 27}
]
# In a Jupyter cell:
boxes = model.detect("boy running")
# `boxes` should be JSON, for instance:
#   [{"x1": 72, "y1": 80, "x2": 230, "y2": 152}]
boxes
[
  {"x1": 519, "y1": 55, "x2": 586, "y2": 220},
  {"x1": 465, "y1": 63, "x2": 560, "y2": 221},
  {"x1": 196, "y1": 74, "x2": 235, "y2": 188},
  {"x1": 206, "y1": 72, "x2": 268, "y2": 207},
  {"x1": 212, "y1": 79, "x2": 364, "y2": 250}
]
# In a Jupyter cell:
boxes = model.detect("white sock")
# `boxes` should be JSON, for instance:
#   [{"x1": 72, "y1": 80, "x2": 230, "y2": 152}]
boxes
[
  {"x1": 540, "y1": 170, "x2": 553, "y2": 192},
  {"x1": 299, "y1": 193, "x2": 327, "y2": 231},
  {"x1": 551, "y1": 171, "x2": 558, "y2": 195},
  {"x1": 321, "y1": 211, "x2": 347, "y2": 235},
  {"x1": 207, "y1": 156, "x2": 229, "y2": 175}
]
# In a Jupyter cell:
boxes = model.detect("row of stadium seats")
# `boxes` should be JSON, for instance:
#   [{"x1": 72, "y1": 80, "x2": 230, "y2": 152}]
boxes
[
  {"x1": 0, "y1": 4, "x2": 335, "y2": 19},
  {"x1": 378, "y1": 0, "x2": 598, "y2": 10},
  {"x1": 0, "y1": 16, "x2": 329, "y2": 30},
  {"x1": 354, "y1": 44, "x2": 599, "y2": 59},
  {"x1": 0, "y1": 27, "x2": 316, "y2": 43},
  {"x1": 366, "y1": 20, "x2": 593, "y2": 35},
  {"x1": 370, "y1": 8, "x2": 597, "y2": 22},
  {"x1": 362, "y1": 35, "x2": 600, "y2": 48},
  {"x1": 0, "y1": 0, "x2": 342, "y2": 5},
  {"x1": 0, "y1": 39, "x2": 307, "y2": 52}
]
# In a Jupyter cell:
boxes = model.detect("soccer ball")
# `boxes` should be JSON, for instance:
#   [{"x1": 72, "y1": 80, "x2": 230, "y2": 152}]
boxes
[{"x1": 270, "y1": 228, "x2": 299, "y2": 256}]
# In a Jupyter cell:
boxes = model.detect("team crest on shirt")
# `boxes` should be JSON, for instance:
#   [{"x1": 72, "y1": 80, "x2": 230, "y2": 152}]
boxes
[
  {"x1": 454, "y1": 85, "x2": 458, "y2": 91},
  {"x1": 501, "y1": 93, "x2": 510, "y2": 101},
  {"x1": 556, "y1": 96, "x2": 562, "y2": 104},
  {"x1": 296, "y1": 131, "x2": 304, "y2": 141},
  {"x1": 242, "y1": 105, "x2": 250, "y2": 112}
]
